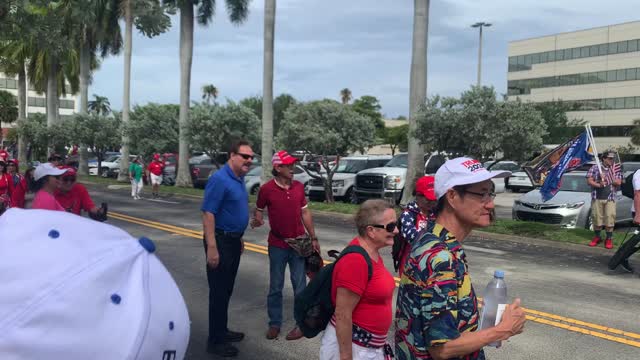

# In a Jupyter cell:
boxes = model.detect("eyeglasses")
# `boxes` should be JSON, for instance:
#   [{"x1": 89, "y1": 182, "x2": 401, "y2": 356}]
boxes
[
  {"x1": 464, "y1": 190, "x2": 496, "y2": 203},
  {"x1": 368, "y1": 222, "x2": 397, "y2": 233},
  {"x1": 61, "y1": 177, "x2": 76, "y2": 183},
  {"x1": 236, "y1": 153, "x2": 254, "y2": 160}
]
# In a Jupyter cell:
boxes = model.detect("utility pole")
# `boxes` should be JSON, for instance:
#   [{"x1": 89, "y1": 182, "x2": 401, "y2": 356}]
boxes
[{"x1": 471, "y1": 22, "x2": 491, "y2": 87}]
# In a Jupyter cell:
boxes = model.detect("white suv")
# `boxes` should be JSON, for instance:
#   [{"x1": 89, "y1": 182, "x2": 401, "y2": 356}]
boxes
[{"x1": 307, "y1": 155, "x2": 392, "y2": 202}]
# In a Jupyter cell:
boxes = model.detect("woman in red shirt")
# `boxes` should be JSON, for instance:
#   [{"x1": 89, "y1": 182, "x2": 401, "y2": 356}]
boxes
[
  {"x1": 6, "y1": 159, "x2": 27, "y2": 208},
  {"x1": 320, "y1": 199, "x2": 397, "y2": 360},
  {"x1": 0, "y1": 160, "x2": 14, "y2": 211}
]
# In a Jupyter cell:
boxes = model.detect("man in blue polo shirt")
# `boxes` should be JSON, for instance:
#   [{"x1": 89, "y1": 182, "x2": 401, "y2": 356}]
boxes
[{"x1": 201, "y1": 139, "x2": 254, "y2": 358}]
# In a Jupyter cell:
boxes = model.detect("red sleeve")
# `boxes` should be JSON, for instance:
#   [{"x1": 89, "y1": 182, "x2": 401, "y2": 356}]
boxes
[
  {"x1": 78, "y1": 185, "x2": 95, "y2": 212},
  {"x1": 255, "y1": 182, "x2": 268, "y2": 210},
  {"x1": 333, "y1": 253, "x2": 369, "y2": 296}
]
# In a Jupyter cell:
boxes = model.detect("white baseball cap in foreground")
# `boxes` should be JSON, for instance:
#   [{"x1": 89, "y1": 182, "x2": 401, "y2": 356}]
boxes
[
  {"x1": 435, "y1": 157, "x2": 511, "y2": 199},
  {"x1": 33, "y1": 162, "x2": 69, "y2": 181},
  {"x1": 0, "y1": 208, "x2": 190, "y2": 360}
]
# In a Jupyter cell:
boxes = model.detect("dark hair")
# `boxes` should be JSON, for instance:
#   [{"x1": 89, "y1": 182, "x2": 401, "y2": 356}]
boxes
[
  {"x1": 354, "y1": 199, "x2": 394, "y2": 236},
  {"x1": 31, "y1": 176, "x2": 49, "y2": 192},
  {"x1": 271, "y1": 167, "x2": 278, "y2": 177},
  {"x1": 229, "y1": 139, "x2": 251, "y2": 154},
  {"x1": 434, "y1": 184, "x2": 469, "y2": 215}
]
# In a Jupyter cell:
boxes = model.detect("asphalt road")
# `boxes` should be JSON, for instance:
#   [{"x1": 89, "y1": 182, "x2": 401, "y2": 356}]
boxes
[{"x1": 84, "y1": 183, "x2": 640, "y2": 360}]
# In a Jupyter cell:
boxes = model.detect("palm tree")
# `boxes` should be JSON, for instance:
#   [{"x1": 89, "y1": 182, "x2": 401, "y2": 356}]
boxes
[
  {"x1": 261, "y1": 0, "x2": 275, "y2": 183},
  {"x1": 401, "y1": 0, "x2": 430, "y2": 205},
  {"x1": 88, "y1": 94, "x2": 112, "y2": 115},
  {"x1": 0, "y1": 41, "x2": 30, "y2": 165},
  {"x1": 117, "y1": 0, "x2": 171, "y2": 182},
  {"x1": 167, "y1": 0, "x2": 251, "y2": 187},
  {"x1": 340, "y1": 88, "x2": 352, "y2": 104},
  {"x1": 201, "y1": 84, "x2": 218, "y2": 104}
]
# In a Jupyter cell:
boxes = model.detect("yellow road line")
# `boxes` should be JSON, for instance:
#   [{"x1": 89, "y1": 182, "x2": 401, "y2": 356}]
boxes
[{"x1": 109, "y1": 211, "x2": 640, "y2": 348}]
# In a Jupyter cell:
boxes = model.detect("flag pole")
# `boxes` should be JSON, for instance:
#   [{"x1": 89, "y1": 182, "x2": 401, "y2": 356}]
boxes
[{"x1": 586, "y1": 124, "x2": 604, "y2": 179}]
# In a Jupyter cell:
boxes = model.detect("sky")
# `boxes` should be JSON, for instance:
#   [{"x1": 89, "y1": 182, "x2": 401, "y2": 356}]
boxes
[{"x1": 90, "y1": 0, "x2": 640, "y2": 118}]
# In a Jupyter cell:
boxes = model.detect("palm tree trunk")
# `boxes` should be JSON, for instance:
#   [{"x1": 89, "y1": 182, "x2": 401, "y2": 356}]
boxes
[
  {"x1": 261, "y1": 0, "x2": 276, "y2": 183},
  {"x1": 175, "y1": 2, "x2": 194, "y2": 187},
  {"x1": 118, "y1": 0, "x2": 132, "y2": 182},
  {"x1": 46, "y1": 57, "x2": 59, "y2": 156},
  {"x1": 78, "y1": 36, "x2": 91, "y2": 175},
  {"x1": 17, "y1": 63, "x2": 27, "y2": 165},
  {"x1": 401, "y1": 0, "x2": 429, "y2": 206}
]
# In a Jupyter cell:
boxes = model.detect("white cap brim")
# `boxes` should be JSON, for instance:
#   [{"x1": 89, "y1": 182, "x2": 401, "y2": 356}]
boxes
[{"x1": 34, "y1": 165, "x2": 68, "y2": 181}]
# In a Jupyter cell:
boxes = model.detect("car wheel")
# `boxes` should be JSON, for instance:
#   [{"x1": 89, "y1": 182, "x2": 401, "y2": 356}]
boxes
[
  {"x1": 344, "y1": 187, "x2": 357, "y2": 204},
  {"x1": 250, "y1": 184, "x2": 260, "y2": 195},
  {"x1": 100, "y1": 168, "x2": 110, "y2": 178}
]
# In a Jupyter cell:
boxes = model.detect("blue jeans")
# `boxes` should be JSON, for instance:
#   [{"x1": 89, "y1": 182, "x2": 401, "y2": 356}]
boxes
[{"x1": 267, "y1": 245, "x2": 307, "y2": 328}]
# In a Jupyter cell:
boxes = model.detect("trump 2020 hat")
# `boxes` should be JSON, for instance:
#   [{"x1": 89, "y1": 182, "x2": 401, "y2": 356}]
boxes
[
  {"x1": 34, "y1": 162, "x2": 69, "y2": 181},
  {"x1": 415, "y1": 176, "x2": 437, "y2": 201},
  {"x1": 0, "y1": 208, "x2": 190, "y2": 360},
  {"x1": 435, "y1": 157, "x2": 511, "y2": 199},
  {"x1": 272, "y1": 150, "x2": 298, "y2": 166}
]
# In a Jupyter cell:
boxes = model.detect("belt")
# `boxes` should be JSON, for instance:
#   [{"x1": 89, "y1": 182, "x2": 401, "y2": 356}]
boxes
[{"x1": 215, "y1": 229, "x2": 244, "y2": 238}]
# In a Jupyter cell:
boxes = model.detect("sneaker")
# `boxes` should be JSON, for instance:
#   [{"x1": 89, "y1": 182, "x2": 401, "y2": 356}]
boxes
[
  {"x1": 589, "y1": 236, "x2": 601, "y2": 247},
  {"x1": 225, "y1": 330, "x2": 245, "y2": 342},
  {"x1": 285, "y1": 326, "x2": 304, "y2": 341},
  {"x1": 206, "y1": 342, "x2": 239, "y2": 357},
  {"x1": 266, "y1": 326, "x2": 280, "y2": 340},
  {"x1": 605, "y1": 238, "x2": 613, "y2": 249},
  {"x1": 621, "y1": 259, "x2": 634, "y2": 273}
]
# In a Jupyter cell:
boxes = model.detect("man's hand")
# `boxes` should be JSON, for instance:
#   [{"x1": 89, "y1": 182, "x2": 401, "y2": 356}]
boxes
[
  {"x1": 496, "y1": 298, "x2": 526, "y2": 340},
  {"x1": 312, "y1": 238, "x2": 320, "y2": 253},
  {"x1": 634, "y1": 213, "x2": 640, "y2": 225},
  {"x1": 207, "y1": 246, "x2": 220, "y2": 269},
  {"x1": 250, "y1": 217, "x2": 264, "y2": 229}
]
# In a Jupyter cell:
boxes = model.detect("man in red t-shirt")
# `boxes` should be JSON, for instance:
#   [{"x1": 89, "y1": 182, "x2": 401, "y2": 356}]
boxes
[
  {"x1": 54, "y1": 167, "x2": 103, "y2": 217},
  {"x1": 251, "y1": 150, "x2": 319, "y2": 341},
  {"x1": 147, "y1": 154, "x2": 165, "y2": 199}
]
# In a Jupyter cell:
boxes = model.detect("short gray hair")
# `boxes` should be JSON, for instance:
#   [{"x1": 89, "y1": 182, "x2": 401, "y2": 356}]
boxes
[{"x1": 355, "y1": 199, "x2": 394, "y2": 236}]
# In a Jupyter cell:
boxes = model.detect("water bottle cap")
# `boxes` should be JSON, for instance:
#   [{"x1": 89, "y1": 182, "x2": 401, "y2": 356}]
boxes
[{"x1": 494, "y1": 270, "x2": 505, "y2": 278}]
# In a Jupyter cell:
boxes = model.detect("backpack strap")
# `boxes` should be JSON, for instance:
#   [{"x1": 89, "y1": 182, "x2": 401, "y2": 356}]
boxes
[{"x1": 337, "y1": 245, "x2": 373, "y2": 281}]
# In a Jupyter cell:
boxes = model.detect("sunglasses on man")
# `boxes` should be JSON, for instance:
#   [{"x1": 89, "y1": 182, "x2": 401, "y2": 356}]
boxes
[{"x1": 236, "y1": 153, "x2": 254, "y2": 160}]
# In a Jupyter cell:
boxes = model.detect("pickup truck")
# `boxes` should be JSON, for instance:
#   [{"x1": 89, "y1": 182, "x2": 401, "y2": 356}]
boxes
[{"x1": 354, "y1": 153, "x2": 447, "y2": 204}]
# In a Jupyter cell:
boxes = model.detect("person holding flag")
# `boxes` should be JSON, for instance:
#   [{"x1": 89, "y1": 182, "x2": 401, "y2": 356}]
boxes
[{"x1": 586, "y1": 151, "x2": 622, "y2": 249}]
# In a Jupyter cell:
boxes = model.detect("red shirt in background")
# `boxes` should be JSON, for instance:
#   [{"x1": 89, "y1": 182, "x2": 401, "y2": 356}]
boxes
[
  {"x1": 0, "y1": 173, "x2": 14, "y2": 199},
  {"x1": 331, "y1": 237, "x2": 396, "y2": 336},
  {"x1": 55, "y1": 183, "x2": 95, "y2": 215},
  {"x1": 0, "y1": 150, "x2": 9, "y2": 162},
  {"x1": 255, "y1": 179, "x2": 307, "y2": 249},
  {"x1": 148, "y1": 160, "x2": 164, "y2": 176},
  {"x1": 11, "y1": 175, "x2": 27, "y2": 208}
]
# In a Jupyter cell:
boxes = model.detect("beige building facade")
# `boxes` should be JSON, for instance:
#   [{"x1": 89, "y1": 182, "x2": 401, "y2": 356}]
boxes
[
  {"x1": 0, "y1": 71, "x2": 77, "y2": 141},
  {"x1": 508, "y1": 21, "x2": 640, "y2": 152}
]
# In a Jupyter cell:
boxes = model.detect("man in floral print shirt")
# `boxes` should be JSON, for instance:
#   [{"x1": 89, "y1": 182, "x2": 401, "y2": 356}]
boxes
[{"x1": 395, "y1": 158, "x2": 526, "y2": 360}]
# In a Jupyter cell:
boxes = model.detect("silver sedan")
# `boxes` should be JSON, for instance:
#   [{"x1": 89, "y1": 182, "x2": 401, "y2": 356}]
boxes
[{"x1": 512, "y1": 172, "x2": 632, "y2": 229}]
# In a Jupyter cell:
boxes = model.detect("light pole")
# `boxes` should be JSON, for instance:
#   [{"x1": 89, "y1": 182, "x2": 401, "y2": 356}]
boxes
[{"x1": 471, "y1": 22, "x2": 491, "y2": 87}]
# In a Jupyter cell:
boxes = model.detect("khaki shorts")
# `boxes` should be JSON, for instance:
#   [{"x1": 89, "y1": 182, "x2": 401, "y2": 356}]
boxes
[
  {"x1": 592, "y1": 199, "x2": 616, "y2": 228},
  {"x1": 150, "y1": 173, "x2": 163, "y2": 185}
]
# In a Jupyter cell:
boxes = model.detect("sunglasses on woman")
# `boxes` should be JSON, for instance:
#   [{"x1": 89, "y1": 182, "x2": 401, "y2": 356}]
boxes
[{"x1": 368, "y1": 222, "x2": 397, "y2": 233}]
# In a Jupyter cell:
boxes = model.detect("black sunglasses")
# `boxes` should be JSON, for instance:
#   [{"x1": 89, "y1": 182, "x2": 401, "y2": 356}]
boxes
[
  {"x1": 236, "y1": 153, "x2": 254, "y2": 160},
  {"x1": 368, "y1": 222, "x2": 397, "y2": 233}
]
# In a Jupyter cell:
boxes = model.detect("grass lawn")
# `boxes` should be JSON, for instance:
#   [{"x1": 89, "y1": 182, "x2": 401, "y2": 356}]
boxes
[{"x1": 79, "y1": 175, "x2": 634, "y2": 248}]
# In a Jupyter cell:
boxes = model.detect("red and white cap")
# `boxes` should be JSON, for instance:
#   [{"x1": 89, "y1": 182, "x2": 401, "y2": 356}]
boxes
[
  {"x1": 435, "y1": 157, "x2": 511, "y2": 199},
  {"x1": 272, "y1": 150, "x2": 298, "y2": 166},
  {"x1": 0, "y1": 208, "x2": 190, "y2": 360}
]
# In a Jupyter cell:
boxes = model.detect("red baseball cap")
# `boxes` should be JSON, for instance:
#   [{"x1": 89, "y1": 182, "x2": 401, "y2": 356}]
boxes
[
  {"x1": 153, "y1": 153, "x2": 160, "y2": 160},
  {"x1": 272, "y1": 151, "x2": 298, "y2": 166},
  {"x1": 58, "y1": 166, "x2": 77, "y2": 177},
  {"x1": 415, "y1": 176, "x2": 436, "y2": 201}
]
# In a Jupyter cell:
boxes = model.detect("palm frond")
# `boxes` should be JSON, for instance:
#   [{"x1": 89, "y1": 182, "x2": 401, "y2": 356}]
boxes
[{"x1": 225, "y1": 0, "x2": 249, "y2": 24}]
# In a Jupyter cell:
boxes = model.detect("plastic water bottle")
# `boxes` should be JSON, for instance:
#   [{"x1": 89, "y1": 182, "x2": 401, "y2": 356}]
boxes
[{"x1": 478, "y1": 270, "x2": 508, "y2": 348}]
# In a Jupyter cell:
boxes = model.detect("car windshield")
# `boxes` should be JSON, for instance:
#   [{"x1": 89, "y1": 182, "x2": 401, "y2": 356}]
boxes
[
  {"x1": 104, "y1": 155, "x2": 119, "y2": 162},
  {"x1": 334, "y1": 159, "x2": 367, "y2": 173},
  {"x1": 385, "y1": 154, "x2": 408, "y2": 168},
  {"x1": 489, "y1": 162, "x2": 520, "y2": 171},
  {"x1": 247, "y1": 167, "x2": 262, "y2": 176},
  {"x1": 558, "y1": 175, "x2": 591, "y2": 192},
  {"x1": 623, "y1": 163, "x2": 640, "y2": 173}
]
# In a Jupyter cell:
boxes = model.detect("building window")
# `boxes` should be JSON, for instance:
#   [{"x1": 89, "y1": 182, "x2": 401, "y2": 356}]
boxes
[
  {"x1": 625, "y1": 97, "x2": 635, "y2": 109},
  {"x1": 614, "y1": 98, "x2": 625, "y2": 109},
  {"x1": 580, "y1": 46, "x2": 589, "y2": 58},
  {"x1": 630, "y1": 40, "x2": 639, "y2": 52},
  {"x1": 0, "y1": 78, "x2": 6, "y2": 88},
  {"x1": 627, "y1": 68, "x2": 637, "y2": 81},
  {"x1": 617, "y1": 69, "x2": 626, "y2": 81},
  {"x1": 619, "y1": 41, "x2": 628, "y2": 53},
  {"x1": 6, "y1": 79, "x2": 16, "y2": 89},
  {"x1": 609, "y1": 42, "x2": 618, "y2": 54}
]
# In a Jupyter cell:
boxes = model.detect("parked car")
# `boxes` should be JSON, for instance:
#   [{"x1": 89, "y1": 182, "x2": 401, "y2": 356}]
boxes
[
  {"x1": 244, "y1": 165, "x2": 311, "y2": 195},
  {"x1": 512, "y1": 171, "x2": 632, "y2": 229},
  {"x1": 89, "y1": 154, "x2": 137, "y2": 177},
  {"x1": 622, "y1": 161, "x2": 640, "y2": 174},
  {"x1": 190, "y1": 153, "x2": 261, "y2": 188},
  {"x1": 307, "y1": 155, "x2": 392, "y2": 203},
  {"x1": 484, "y1": 161, "x2": 521, "y2": 193},
  {"x1": 354, "y1": 153, "x2": 447, "y2": 204},
  {"x1": 506, "y1": 171, "x2": 535, "y2": 193}
]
